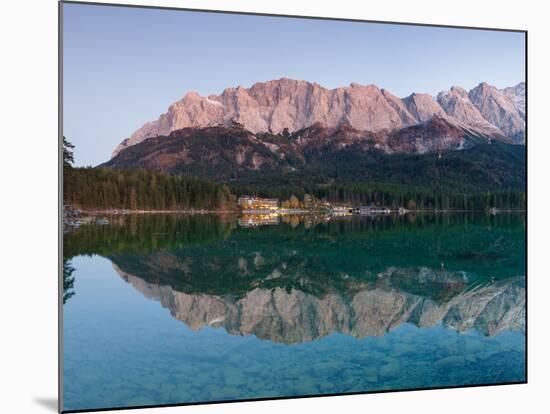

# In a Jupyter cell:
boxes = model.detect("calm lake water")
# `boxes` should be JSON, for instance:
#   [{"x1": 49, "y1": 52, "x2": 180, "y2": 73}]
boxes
[{"x1": 62, "y1": 213, "x2": 526, "y2": 411}]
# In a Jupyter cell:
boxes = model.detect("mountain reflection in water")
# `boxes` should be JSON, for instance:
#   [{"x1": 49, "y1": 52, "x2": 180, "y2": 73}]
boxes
[
  {"x1": 64, "y1": 213, "x2": 526, "y2": 344},
  {"x1": 115, "y1": 264, "x2": 524, "y2": 343}
]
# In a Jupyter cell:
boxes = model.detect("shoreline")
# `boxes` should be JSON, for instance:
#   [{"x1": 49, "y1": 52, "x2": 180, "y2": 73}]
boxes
[
  {"x1": 67, "y1": 207, "x2": 526, "y2": 217},
  {"x1": 76, "y1": 208, "x2": 239, "y2": 216},
  {"x1": 63, "y1": 206, "x2": 526, "y2": 232}
]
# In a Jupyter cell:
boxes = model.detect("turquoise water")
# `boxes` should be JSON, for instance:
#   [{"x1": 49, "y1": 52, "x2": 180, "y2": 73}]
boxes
[{"x1": 63, "y1": 214, "x2": 526, "y2": 411}]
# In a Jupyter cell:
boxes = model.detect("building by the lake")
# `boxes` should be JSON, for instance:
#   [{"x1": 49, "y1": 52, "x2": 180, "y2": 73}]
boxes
[
  {"x1": 352, "y1": 204, "x2": 391, "y2": 215},
  {"x1": 238, "y1": 213, "x2": 280, "y2": 227},
  {"x1": 332, "y1": 206, "x2": 353, "y2": 215},
  {"x1": 238, "y1": 196, "x2": 279, "y2": 210}
]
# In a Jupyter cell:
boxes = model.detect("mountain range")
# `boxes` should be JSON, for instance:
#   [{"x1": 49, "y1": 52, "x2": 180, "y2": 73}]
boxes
[{"x1": 112, "y1": 78, "x2": 525, "y2": 157}]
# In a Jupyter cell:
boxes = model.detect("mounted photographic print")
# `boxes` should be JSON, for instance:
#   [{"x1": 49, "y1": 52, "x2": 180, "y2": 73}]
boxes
[{"x1": 60, "y1": 1, "x2": 527, "y2": 412}]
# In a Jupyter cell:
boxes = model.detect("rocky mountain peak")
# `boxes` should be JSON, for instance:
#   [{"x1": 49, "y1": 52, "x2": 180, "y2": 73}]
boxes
[
  {"x1": 501, "y1": 82, "x2": 526, "y2": 118},
  {"x1": 437, "y1": 86, "x2": 502, "y2": 136},
  {"x1": 448, "y1": 86, "x2": 469, "y2": 98},
  {"x1": 469, "y1": 81, "x2": 525, "y2": 141},
  {"x1": 403, "y1": 92, "x2": 445, "y2": 122}
]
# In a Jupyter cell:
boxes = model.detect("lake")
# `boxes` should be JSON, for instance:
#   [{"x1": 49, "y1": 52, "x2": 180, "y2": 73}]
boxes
[{"x1": 62, "y1": 213, "x2": 526, "y2": 411}]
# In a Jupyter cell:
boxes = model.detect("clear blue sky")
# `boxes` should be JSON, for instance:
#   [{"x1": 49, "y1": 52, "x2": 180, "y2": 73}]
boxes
[{"x1": 63, "y1": 3, "x2": 525, "y2": 166}]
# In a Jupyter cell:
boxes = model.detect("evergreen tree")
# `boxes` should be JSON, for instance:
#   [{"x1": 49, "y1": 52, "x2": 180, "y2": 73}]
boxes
[{"x1": 63, "y1": 136, "x2": 75, "y2": 168}]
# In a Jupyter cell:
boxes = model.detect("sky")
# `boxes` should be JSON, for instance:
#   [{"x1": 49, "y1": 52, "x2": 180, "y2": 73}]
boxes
[{"x1": 63, "y1": 3, "x2": 526, "y2": 166}]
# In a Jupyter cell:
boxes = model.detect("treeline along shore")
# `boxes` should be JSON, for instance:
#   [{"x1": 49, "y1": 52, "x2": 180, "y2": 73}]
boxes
[
  {"x1": 63, "y1": 138, "x2": 525, "y2": 213},
  {"x1": 64, "y1": 167, "x2": 235, "y2": 211},
  {"x1": 64, "y1": 165, "x2": 525, "y2": 213}
]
